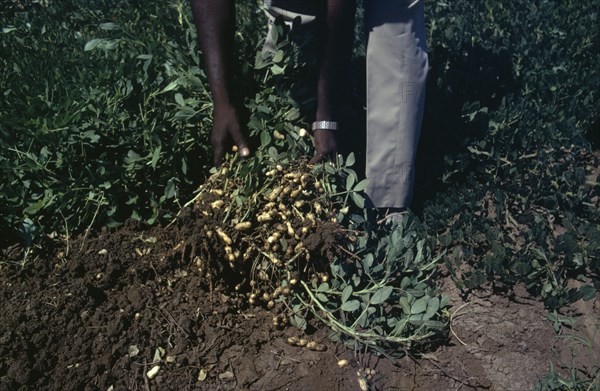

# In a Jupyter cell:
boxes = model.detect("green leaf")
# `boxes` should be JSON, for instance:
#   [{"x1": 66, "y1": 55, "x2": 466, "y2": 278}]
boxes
[
  {"x1": 99, "y1": 22, "x2": 119, "y2": 30},
  {"x1": 371, "y1": 286, "x2": 393, "y2": 305},
  {"x1": 346, "y1": 153, "x2": 356, "y2": 167},
  {"x1": 400, "y1": 276, "x2": 411, "y2": 290},
  {"x1": 399, "y1": 296, "x2": 411, "y2": 314},
  {"x1": 271, "y1": 64, "x2": 285, "y2": 75},
  {"x1": 164, "y1": 180, "x2": 176, "y2": 200},
  {"x1": 84, "y1": 38, "x2": 107, "y2": 51},
  {"x1": 291, "y1": 315, "x2": 307, "y2": 330},
  {"x1": 324, "y1": 163, "x2": 336, "y2": 175},
  {"x1": 285, "y1": 108, "x2": 300, "y2": 121},
  {"x1": 341, "y1": 300, "x2": 360, "y2": 312},
  {"x1": 272, "y1": 50, "x2": 284, "y2": 63},
  {"x1": 351, "y1": 192, "x2": 365, "y2": 209},
  {"x1": 341, "y1": 285, "x2": 353, "y2": 304},
  {"x1": 580, "y1": 285, "x2": 596, "y2": 301},
  {"x1": 175, "y1": 93, "x2": 185, "y2": 107},
  {"x1": 411, "y1": 296, "x2": 428, "y2": 314},
  {"x1": 440, "y1": 294, "x2": 449, "y2": 308},
  {"x1": 345, "y1": 174, "x2": 356, "y2": 191},
  {"x1": 124, "y1": 150, "x2": 142, "y2": 165},
  {"x1": 353, "y1": 179, "x2": 369, "y2": 192},
  {"x1": 362, "y1": 253, "x2": 374, "y2": 270},
  {"x1": 260, "y1": 131, "x2": 271, "y2": 147},
  {"x1": 424, "y1": 297, "x2": 440, "y2": 320},
  {"x1": 160, "y1": 80, "x2": 179, "y2": 94},
  {"x1": 268, "y1": 147, "x2": 278, "y2": 160}
]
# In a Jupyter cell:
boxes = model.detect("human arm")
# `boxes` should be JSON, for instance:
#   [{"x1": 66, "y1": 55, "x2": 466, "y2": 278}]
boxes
[
  {"x1": 189, "y1": 0, "x2": 250, "y2": 167},
  {"x1": 310, "y1": 0, "x2": 356, "y2": 164}
]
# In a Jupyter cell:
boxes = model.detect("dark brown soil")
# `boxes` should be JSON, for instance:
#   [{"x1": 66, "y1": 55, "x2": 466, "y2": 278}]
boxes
[{"x1": 1, "y1": 219, "x2": 598, "y2": 391}]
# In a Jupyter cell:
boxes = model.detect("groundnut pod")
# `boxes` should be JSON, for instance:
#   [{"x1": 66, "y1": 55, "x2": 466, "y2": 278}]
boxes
[
  {"x1": 306, "y1": 341, "x2": 325, "y2": 351},
  {"x1": 337, "y1": 359, "x2": 349, "y2": 368},
  {"x1": 290, "y1": 189, "x2": 301, "y2": 199},
  {"x1": 284, "y1": 171, "x2": 301, "y2": 179},
  {"x1": 294, "y1": 243, "x2": 304, "y2": 253},
  {"x1": 314, "y1": 202, "x2": 322, "y2": 215},
  {"x1": 300, "y1": 174, "x2": 309, "y2": 188},
  {"x1": 257, "y1": 214, "x2": 272, "y2": 222},
  {"x1": 267, "y1": 187, "x2": 282, "y2": 201},
  {"x1": 287, "y1": 336, "x2": 300, "y2": 346},
  {"x1": 286, "y1": 222, "x2": 294, "y2": 237},
  {"x1": 234, "y1": 221, "x2": 252, "y2": 231},
  {"x1": 211, "y1": 200, "x2": 224, "y2": 209},
  {"x1": 216, "y1": 228, "x2": 232, "y2": 245}
]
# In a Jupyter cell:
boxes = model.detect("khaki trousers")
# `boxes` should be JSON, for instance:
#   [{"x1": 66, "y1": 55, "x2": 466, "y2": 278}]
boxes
[{"x1": 264, "y1": 0, "x2": 428, "y2": 208}]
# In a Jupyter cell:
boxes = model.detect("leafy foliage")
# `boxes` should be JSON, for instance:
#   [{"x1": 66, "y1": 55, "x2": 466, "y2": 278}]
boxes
[
  {"x1": 421, "y1": 0, "x2": 600, "y2": 309},
  {"x1": 302, "y1": 215, "x2": 448, "y2": 355},
  {"x1": 0, "y1": 0, "x2": 266, "y2": 251}
]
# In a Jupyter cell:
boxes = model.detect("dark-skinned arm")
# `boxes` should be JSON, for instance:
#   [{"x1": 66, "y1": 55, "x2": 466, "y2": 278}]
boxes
[
  {"x1": 189, "y1": 0, "x2": 250, "y2": 167},
  {"x1": 310, "y1": 0, "x2": 356, "y2": 164}
]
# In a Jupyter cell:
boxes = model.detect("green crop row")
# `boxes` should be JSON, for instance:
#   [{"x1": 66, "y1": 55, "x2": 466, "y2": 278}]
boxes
[
  {"x1": 0, "y1": 0, "x2": 266, "y2": 251},
  {"x1": 419, "y1": 0, "x2": 599, "y2": 309}
]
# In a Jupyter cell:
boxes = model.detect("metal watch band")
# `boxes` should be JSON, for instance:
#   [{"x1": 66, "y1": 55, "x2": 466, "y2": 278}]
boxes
[{"x1": 311, "y1": 121, "x2": 338, "y2": 131}]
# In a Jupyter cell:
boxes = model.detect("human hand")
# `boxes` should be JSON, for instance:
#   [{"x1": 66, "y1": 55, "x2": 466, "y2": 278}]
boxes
[
  {"x1": 309, "y1": 129, "x2": 337, "y2": 164},
  {"x1": 211, "y1": 103, "x2": 250, "y2": 167}
]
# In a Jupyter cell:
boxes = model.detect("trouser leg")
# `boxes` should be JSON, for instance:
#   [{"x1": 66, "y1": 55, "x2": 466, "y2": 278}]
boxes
[{"x1": 364, "y1": 0, "x2": 428, "y2": 209}]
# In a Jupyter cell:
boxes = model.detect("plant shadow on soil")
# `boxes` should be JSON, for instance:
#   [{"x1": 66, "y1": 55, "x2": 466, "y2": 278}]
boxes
[{"x1": 1, "y1": 214, "x2": 598, "y2": 391}]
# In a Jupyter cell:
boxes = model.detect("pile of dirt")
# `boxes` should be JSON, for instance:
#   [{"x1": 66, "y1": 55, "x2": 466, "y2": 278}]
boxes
[{"x1": 0, "y1": 219, "x2": 598, "y2": 390}]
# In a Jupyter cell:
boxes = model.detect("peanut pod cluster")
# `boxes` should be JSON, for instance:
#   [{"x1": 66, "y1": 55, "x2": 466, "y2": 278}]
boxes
[{"x1": 186, "y1": 159, "x2": 348, "y2": 317}]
